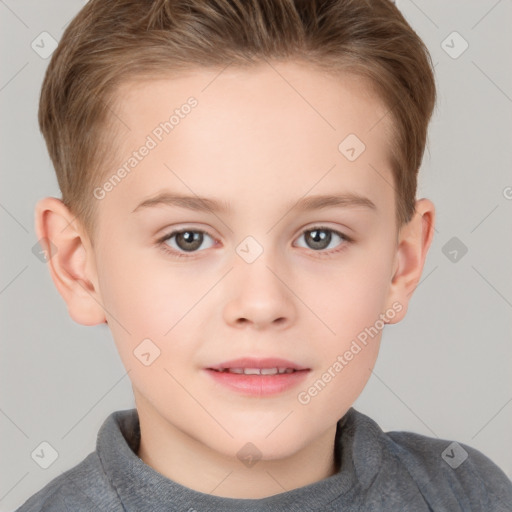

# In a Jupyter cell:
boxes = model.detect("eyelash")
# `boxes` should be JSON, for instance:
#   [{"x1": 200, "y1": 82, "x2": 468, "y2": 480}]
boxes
[{"x1": 157, "y1": 226, "x2": 352, "y2": 259}]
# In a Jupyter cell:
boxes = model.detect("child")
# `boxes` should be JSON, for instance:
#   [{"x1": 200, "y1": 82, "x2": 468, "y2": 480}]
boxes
[{"x1": 17, "y1": 0, "x2": 512, "y2": 510}]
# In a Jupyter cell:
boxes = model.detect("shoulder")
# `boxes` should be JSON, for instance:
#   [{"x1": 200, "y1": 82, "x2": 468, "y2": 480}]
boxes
[
  {"x1": 384, "y1": 427, "x2": 512, "y2": 510},
  {"x1": 15, "y1": 452, "x2": 122, "y2": 512},
  {"x1": 345, "y1": 409, "x2": 512, "y2": 510}
]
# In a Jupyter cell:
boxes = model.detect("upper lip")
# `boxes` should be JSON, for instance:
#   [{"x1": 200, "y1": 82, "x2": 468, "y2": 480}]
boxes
[{"x1": 207, "y1": 357, "x2": 309, "y2": 371}]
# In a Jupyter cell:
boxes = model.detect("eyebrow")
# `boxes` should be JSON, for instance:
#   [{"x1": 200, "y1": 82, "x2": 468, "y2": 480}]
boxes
[{"x1": 132, "y1": 192, "x2": 377, "y2": 214}]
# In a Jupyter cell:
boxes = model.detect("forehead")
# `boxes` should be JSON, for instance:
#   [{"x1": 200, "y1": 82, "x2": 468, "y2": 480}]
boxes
[
  {"x1": 104, "y1": 61, "x2": 395, "y2": 216},
  {"x1": 113, "y1": 60, "x2": 392, "y2": 143}
]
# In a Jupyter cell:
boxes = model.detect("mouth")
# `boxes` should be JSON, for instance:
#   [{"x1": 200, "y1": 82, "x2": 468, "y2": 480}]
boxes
[
  {"x1": 205, "y1": 357, "x2": 310, "y2": 396},
  {"x1": 206, "y1": 357, "x2": 309, "y2": 373},
  {"x1": 210, "y1": 367, "x2": 300, "y2": 375}
]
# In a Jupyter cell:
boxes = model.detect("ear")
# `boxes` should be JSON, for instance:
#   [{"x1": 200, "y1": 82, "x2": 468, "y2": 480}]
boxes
[
  {"x1": 384, "y1": 198, "x2": 436, "y2": 324},
  {"x1": 34, "y1": 197, "x2": 106, "y2": 326}
]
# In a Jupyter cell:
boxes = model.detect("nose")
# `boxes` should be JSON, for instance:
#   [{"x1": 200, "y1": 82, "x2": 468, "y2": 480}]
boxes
[{"x1": 222, "y1": 250, "x2": 297, "y2": 330}]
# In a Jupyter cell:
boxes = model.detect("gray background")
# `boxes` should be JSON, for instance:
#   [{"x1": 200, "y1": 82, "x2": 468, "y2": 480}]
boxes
[{"x1": 1, "y1": 0, "x2": 511, "y2": 510}]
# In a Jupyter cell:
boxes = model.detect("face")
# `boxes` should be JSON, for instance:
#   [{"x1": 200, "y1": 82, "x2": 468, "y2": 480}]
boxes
[{"x1": 91, "y1": 61, "x2": 402, "y2": 462}]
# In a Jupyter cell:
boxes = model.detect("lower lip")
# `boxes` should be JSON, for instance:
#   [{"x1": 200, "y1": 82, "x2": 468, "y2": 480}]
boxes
[{"x1": 204, "y1": 369, "x2": 310, "y2": 396}]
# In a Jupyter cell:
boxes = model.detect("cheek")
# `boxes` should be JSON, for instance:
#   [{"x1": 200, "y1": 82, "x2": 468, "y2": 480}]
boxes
[
  {"x1": 96, "y1": 249, "x2": 210, "y2": 366},
  {"x1": 295, "y1": 258, "x2": 389, "y2": 419},
  {"x1": 303, "y1": 245, "x2": 394, "y2": 336},
  {"x1": 97, "y1": 246, "x2": 191, "y2": 329}
]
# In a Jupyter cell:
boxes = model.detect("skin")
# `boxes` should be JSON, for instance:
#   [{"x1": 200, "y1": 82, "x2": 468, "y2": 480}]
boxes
[{"x1": 36, "y1": 60, "x2": 435, "y2": 499}]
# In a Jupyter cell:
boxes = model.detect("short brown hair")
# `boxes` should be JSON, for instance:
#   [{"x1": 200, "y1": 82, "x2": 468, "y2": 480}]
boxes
[{"x1": 39, "y1": 0, "x2": 436, "y2": 237}]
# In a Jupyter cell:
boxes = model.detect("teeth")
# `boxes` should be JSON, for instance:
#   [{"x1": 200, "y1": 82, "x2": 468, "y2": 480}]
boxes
[{"x1": 219, "y1": 367, "x2": 296, "y2": 375}]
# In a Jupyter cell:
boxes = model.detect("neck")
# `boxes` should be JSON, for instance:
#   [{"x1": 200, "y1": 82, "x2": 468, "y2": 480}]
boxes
[{"x1": 135, "y1": 400, "x2": 339, "y2": 499}]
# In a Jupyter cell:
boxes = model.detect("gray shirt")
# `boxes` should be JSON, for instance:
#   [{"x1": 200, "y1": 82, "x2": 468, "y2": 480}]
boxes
[{"x1": 15, "y1": 407, "x2": 512, "y2": 511}]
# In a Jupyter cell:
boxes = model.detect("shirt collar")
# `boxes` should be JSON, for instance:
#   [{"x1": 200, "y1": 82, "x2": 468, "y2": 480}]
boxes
[{"x1": 96, "y1": 407, "x2": 383, "y2": 511}]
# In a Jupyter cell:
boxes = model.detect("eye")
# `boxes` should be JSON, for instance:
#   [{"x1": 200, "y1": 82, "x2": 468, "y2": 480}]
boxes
[
  {"x1": 294, "y1": 226, "x2": 350, "y2": 253},
  {"x1": 157, "y1": 225, "x2": 351, "y2": 259},
  {"x1": 158, "y1": 229, "x2": 216, "y2": 257}
]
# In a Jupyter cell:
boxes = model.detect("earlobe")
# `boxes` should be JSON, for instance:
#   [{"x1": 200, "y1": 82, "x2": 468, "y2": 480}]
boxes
[
  {"x1": 34, "y1": 197, "x2": 106, "y2": 326},
  {"x1": 385, "y1": 198, "x2": 436, "y2": 324}
]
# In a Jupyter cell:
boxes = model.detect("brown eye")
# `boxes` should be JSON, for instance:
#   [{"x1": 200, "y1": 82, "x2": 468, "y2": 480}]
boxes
[
  {"x1": 161, "y1": 229, "x2": 215, "y2": 254},
  {"x1": 295, "y1": 227, "x2": 349, "y2": 252},
  {"x1": 305, "y1": 229, "x2": 332, "y2": 250},
  {"x1": 175, "y1": 231, "x2": 203, "y2": 251}
]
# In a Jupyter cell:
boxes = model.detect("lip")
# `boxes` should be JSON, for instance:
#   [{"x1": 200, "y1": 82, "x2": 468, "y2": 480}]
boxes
[
  {"x1": 207, "y1": 357, "x2": 309, "y2": 371},
  {"x1": 204, "y1": 357, "x2": 311, "y2": 397}
]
